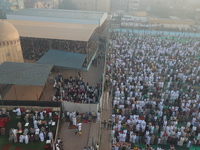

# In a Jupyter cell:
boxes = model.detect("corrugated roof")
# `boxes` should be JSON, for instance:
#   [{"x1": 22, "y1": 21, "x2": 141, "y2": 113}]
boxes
[
  {"x1": 7, "y1": 20, "x2": 98, "y2": 41},
  {"x1": 0, "y1": 62, "x2": 52, "y2": 86},
  {"x1": 37, "y1": 49, "x2": 87, "y2": 69},
  {"x1": 7, "y1": 8, "x2": 105, "y2": 20}
]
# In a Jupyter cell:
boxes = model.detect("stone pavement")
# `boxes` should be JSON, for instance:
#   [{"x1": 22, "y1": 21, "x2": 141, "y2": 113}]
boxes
[
  {"x1": 87, "y1": 122, "x2": 100, "y2": 148},
  {"x1": 59, "y1": 122, "x2": 91, "y2": 149},
  {"x1": 59, "y1": 121, "x2": 100, "y2": 150}
]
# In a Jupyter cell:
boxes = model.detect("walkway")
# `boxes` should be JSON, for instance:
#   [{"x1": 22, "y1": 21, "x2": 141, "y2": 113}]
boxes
[
  {"x1": 100, "y1": 90, "x2": 112, "y2": 150},
  {"x1": 59, "y1": 122, "x2": 91, "y2": 150},
  {"x1": 58, "y1": 51, "x2": 105, "y2": 150}
]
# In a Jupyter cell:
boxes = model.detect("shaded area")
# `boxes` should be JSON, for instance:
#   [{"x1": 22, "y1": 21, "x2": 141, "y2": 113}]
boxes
[
  {"x1": 37, "y1": 50, "x2": 87, "y2": 70},
  {"x1": 0, "y1": 62, "x2": 52, "y2": 86}
]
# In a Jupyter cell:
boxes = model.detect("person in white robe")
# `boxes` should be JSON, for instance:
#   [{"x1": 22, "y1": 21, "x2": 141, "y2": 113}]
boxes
[
  {"x1": 48, "y1": 131, "x2": 53, "y2": 140},
  {"x1": 72, "y1": 116, "x2": 77, "y2": 126},
  {"x1": 111, "y1": 129, "x2": 115, "y2": 140},
  {"x1": 19, "y1": 135, "x2": 24, "y2": 143},
  {"x1": 14, "y1": 135, "x2": 17, "y2": 143},
  {"x1": 35, "y1": 128, "x2": 40, "y2": 135},
  {"x1": 96, "y1": 112, "x2": 101, "y2": 123},
  {"x1": 122, "y1": 133, "x2": 126, "y2": 142},
  {"x1": 24, "y1": 134, "x2": 29, "y2": 144},
  {"x1": 119, "y1": 132, "x2": 123, "y2": 142},
  {"x1": 129, "y1": 133, "x2": 133, "y2": 142},
  {"x1": 34, "y1": 120, "x2": 38, "y2": 129},
  {"x1": 16, "y1": 108, "x2": 21, "y2": 116},
  {"x1": 77, "y1": 123, "x2": 82, "y2": 131},
  {"x1": 56, "y1": 144, "x2": 60, "y2": 150},
  {"x1": 13, "y1": 129, "x2": 18, "y2": 136},
  {"x1": 178, "y1": 136, "x2": 185, "y2": 146},
  {"x1": 146, "y1": 135, "x2": 151, "y2": 145},
  {"x1": 39, "y1": 131, "x2": 45, "y2": 142},
  {"x1": 49, "y1": 112, "x2": 52, "y2": 119},
  {"x1": 187, "y1": 140, "x2": 191, "y2": 148},
  {"x1": 132, "y1": 134, "x2": 136, "y2": 143},
  {"x1": 40, "y1": 112, "x2": 44, "y2": 120}
]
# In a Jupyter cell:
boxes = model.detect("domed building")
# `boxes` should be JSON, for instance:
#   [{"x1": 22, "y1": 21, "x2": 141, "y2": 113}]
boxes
[{"x1": 0, "y1": 20, "x2": 24, "y2": 64}]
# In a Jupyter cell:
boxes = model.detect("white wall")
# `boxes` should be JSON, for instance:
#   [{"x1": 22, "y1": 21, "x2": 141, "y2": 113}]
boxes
[{"x1": 62, "y1": 101, "x2": 98, "y2": 113}]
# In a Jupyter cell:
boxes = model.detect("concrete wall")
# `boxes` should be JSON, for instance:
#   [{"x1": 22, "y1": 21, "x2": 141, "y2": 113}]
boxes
[
  {"x1": 62, "y1": 101, "x2": 98, "y2": 113},
  {"x1": 100, "y1": 13, "x2": 108, "y2": 26}
]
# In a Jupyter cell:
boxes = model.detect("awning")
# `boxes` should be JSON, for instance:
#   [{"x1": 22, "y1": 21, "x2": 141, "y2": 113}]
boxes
[
  {"x1": 37, "y1": 49, "x2": 87, "y2": 69},
  {"x1": 0, "y1": 62, "x2": 52, "y2": 86}
]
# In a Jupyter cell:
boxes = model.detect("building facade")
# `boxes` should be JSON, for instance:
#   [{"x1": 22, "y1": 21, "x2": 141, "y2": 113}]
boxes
[
  {"x1": 128, "y1": 0, "x2": 140, "y2": 12},
  {"x1": 69, "y1": 0, "x2": 110, "y2": 12},
  {"x1": 0, "y1": 0, "x2": 24, "y2": 18},
  {"x1": 24, "y1": 0, "x2": 60, "y2": 9},
  {"x1": 111, "y1": 0, "x2": 140, "y2": 12}
]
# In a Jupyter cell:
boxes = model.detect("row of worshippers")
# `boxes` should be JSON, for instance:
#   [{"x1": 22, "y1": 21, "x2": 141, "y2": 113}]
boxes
[
  {"x1": 120, "y1": 22, "x2": 197, "y2": 33},
  {"x1": 14, "y1": 107, "x2": 53, "y2": 122},
  {"x1": 107, "y1": 30, "x2": 200, "y2": 149},
  {"x1": 52, "y1": 73, "x2": 100, "y2": 103},
  {"x1": 63, "y1": 110, "x2": 100, "y2": 123},
  {"x1": 9, "y1": 108, "x2": 56, "y2": 144},
  {"x1": 66, "y1": 111, "x2": 83, "y2": 130},
  {"x1": 9, "y1": 127, "x2": 53, "y2": 144}
]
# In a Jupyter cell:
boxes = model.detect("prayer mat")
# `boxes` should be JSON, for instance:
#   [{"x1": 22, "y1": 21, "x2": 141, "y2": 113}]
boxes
[
  {"x1": 2, "y1": 145, "x2": 10, "y2": 150},
  {"x1": 14, "y1": 147, "x2": 22, "y2": 150},
  {"x1": 83, "y1": 120, "x2": 88, "y2": 123}
]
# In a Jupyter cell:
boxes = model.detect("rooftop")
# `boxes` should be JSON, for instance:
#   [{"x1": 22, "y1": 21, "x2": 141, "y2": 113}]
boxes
[
  {"x1": 0, "y1": 62, "x2": 52, "y2": 86},
  {"x1": 7, "y1": 8, "x2": 105, "y2": 20},
  {"x1": 7, "y1": 20, "x2": 98, "y2": 41},
  {"x1": 37, "y1": 50, "x2": 87, "y2": 69}
]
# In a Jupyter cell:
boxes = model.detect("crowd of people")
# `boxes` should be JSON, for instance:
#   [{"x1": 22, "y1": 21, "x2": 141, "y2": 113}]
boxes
[
  {"x1": 63, "y1": 110, "x2": 100, "y2": 124},
  {"x1": 20, "y1": 37, "x2": 88, "y2": 61},
  {"x1": 55, "y1": 137, "x2": 64, "y2": 150},
  {"x1": 111, "y1": 17, "x2": 200, "y2": 33},
  {"x1": 106, "y1": 30, "x2": 200, "y2": 150},
  {"x1": 7, "y1": 107, "x2": 57, "y2": 147},
  {"x1": 20, "y1": 37, "x2": 99, "y2": 67},
  {"x1": 0, "y1": 108, "x2": 10, "y2": 135},
  {"x1": 52, "y1": 72, "x2": 100, "y2": 103}
]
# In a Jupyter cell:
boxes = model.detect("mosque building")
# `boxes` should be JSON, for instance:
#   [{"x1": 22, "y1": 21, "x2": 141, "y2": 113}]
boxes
[{"x1": 0, "y1": 20, "x2": 24, "y2": 64}]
